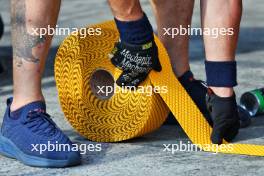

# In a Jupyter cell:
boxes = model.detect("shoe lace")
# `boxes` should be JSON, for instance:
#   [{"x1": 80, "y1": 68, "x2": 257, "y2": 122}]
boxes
[{"x1": 22, "y1": 110, "x2": 57, "y2": 137}]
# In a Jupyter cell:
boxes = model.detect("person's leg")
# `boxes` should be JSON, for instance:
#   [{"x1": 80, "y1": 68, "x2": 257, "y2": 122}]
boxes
[
  {"x1": 150, "y1": 0, "x2": 194, "y2": 77},
  {"x1": 150, "y1": 0, "x2": 212, "y2": 124},
  {"x1": 201, "y1": 0, "x2": 242, "y2": 97},
  {"x1": 0, "y1": 0, "x2": 81, "y2": 167},
  {"x1": 11, "y1": 0, "x2": 59, "y2": 110},
  {"x1": 201, "y1": 0, "x2": 242, "y2": 144},
  {"x1": 108, "y1": 0, "x2": 153, "y2": 45}
]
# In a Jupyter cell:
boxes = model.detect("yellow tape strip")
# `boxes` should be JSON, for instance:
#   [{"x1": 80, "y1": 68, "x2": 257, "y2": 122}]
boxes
[
  {"x1": 55, "y1": 21, "x2": 264, "y2": 156},
  {"x1": 151, "y1": 33, "x2": 264, "y2": 156}
]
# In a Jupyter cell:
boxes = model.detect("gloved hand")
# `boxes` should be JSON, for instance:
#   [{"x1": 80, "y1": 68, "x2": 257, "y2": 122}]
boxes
[
  {"x1": 206, "y1": 90, "x2": 240, "y2": 144},
  {"x1": 109, "y1": 40, "x2": 162, "y2": 87}
]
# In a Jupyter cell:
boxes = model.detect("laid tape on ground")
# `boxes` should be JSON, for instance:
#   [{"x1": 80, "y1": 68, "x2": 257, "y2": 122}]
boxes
[{"x1": 55, "y1": 21, "x2": 264, "y2": 156}]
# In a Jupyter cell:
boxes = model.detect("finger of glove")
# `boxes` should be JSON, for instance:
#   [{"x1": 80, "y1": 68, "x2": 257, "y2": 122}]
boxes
[
  {"x1": 110, "y1": 53, "x2": 125, "y2": 70},
  {"x1": 109, "y1": 43, "x2": 125, "y2": 69},
  {"x1": 152, "y1": 55, "x2": 162, "y2": 72},
  {"x1": 211, "y1": 123, "x2": 228, "y2": 144},
  {"x1": 211, "y1": 130, "x2": 224, "y2": 145},
  {"x1": 223, "y1": 121, "x2": 240, "y2": 142},
  {"x1": 125, "y1": 73, "x2": 148, "y2": 87},
  {"x1": 116, "y1": 71, "x2": 135, "y2": 87},
  {"x1": 150, "y1": 44, "x2": 162, "y2": 72}
]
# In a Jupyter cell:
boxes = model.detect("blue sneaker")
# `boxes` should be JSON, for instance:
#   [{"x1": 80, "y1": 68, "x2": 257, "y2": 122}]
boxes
[{"x1": 0, "y1": 98, "x2": 81, "y2": 167}]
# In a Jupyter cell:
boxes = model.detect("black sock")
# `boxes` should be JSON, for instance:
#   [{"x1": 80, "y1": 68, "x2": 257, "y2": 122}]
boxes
[{"x1": 114, "y1": 13, "x2": 154, "y2": 45}]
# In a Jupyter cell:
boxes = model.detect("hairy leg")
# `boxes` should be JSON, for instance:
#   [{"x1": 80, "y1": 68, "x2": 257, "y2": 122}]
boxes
[
  {"x1": 201, "y1": 0, "x2": 242, "y2": 97},
  {"x1": 11, "y1": 0, "x2": 61, "y2": 110},
  {"x1": 150, "y1": 0, "x2": 194, "y2": 77}
]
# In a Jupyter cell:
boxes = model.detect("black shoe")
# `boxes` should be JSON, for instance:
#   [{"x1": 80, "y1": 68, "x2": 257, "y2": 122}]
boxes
[{"x1": 164, "y1": 71, "x2": 213, "y2": 125}]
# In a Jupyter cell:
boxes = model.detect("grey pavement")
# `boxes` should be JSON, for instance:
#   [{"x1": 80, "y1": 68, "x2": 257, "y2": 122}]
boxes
[{"x1": 0, "y1": 0, "x2": 264, "y2": 176}]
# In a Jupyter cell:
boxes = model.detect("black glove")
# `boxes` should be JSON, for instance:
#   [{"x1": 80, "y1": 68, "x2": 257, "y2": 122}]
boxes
[
  {"x1": 109, "y1": 40, "x2": 162, "y2": 87},
  {"x1": 206, "y1": 90, "x2": 240, "y2": 144}
]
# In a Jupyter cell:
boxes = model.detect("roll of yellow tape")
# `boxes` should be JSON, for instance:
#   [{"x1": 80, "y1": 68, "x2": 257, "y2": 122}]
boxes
[
  {"x1": 55, "y1": 21, "x2": 264, "y2": 156},
  {"x1": 55, "y1": 21, "x2": 169, "y2": 142}
]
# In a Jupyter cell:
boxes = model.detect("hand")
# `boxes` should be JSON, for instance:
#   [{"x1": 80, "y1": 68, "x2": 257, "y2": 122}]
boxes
[
  {"x1": 109, "y1": 40, "x2": 162, "y2": 87},
  {"x1": 206, "y1": 91, "x2": 240, "y2": 144}
]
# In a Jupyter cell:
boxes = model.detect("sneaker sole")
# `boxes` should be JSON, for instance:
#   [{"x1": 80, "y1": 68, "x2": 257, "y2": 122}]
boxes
[{"x1": 0, "y1": 134, "x2": 81, "y2": 167}]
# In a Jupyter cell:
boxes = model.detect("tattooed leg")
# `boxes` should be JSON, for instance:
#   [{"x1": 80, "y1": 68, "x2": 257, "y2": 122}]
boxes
[{"x1": 11, "y1": 0, "x2": 61, "y2": 111}]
